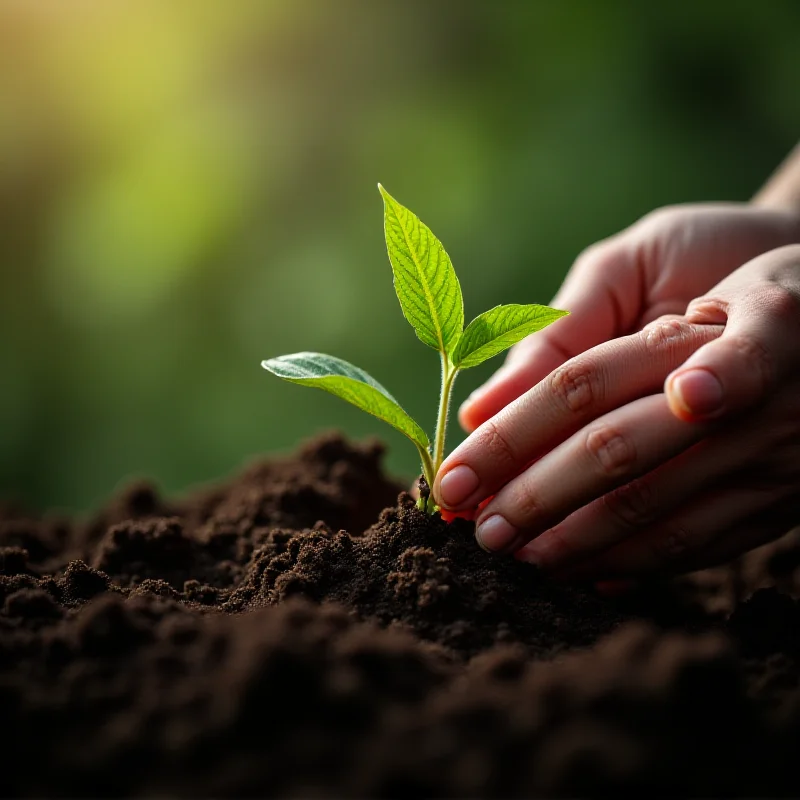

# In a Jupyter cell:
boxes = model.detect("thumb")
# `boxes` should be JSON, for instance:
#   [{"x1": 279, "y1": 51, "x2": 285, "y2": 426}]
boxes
[
  {"x1": 459, "y1": 237, "x2": 643, "y2": 432},
  {"x1": 665, "y1": 246, "x2": 800, "y2": 423}
]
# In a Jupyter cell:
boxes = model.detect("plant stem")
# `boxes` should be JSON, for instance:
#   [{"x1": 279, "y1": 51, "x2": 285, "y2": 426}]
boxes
[
  {"x1": 414, "y1": 444, "x2": 436, "y2": 512},
  {"x1": 415, "y1": 356, "x2": 458, "y2": 514},
  {"x1": 416, "y1": 445, "x2": 436, "y2": 491},
  {"x1": 433, "y1": 354, "x2": 458, "y2": 478}
]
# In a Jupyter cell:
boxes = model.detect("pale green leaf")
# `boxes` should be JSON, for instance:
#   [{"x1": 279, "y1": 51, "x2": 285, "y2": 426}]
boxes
[
  {"x1": 261, "y1": 352, "x2": 429, "y2": 449},
  {"x1": 378, "y1": 184, "x2": 463, "y2": 355},
  {"x1": 452, "y1": 304, "x2": 569, "y2": 369}
]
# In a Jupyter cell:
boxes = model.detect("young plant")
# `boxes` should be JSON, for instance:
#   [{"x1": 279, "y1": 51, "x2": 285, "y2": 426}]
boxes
[{"x1": 262, "y1": 186, "x2": 568, "y2": 514}]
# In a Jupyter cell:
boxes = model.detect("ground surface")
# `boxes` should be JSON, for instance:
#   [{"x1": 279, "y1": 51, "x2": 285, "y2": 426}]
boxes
[{"x1": 1, "y1": 434, "x2": 799, "y2": 796}]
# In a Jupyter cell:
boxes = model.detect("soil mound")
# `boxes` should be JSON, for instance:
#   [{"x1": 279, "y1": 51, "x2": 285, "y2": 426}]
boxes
[
  {"x1": 1, "y1": 433, "x2": 799, "y2": 796},
  {"x1": 224, "y1": 493, "x2": 623, "y2": 658}
]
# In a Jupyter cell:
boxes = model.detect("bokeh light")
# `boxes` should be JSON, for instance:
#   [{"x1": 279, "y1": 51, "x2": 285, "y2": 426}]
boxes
[{"x1": 2, "y1": 0, "x2": 799, "y2": 511}]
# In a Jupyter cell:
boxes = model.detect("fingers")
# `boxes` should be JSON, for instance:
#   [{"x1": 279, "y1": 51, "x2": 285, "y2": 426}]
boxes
[
  {"x1": 459, "y1": 237, "x2": 642, "y2": 432},
  {"x1": 435, "y1": 321, "x2": 724, "y2": 513},
  {"x1": 668, "y1": 506, "x2": 798, "y2": 574},
  {"x1": 468, "y1": 394, "x2": 712, "y2": 554},
  {"x1": 554, "y1": 488, "x2": 798, "y2": 581},
  {"x1": 513, "y1": 390, "x2": 792, "y2": 572},
  {"x1": 514, "y1": 446, "x2": 708, "y2": 573},
  {"x1": 666, "y1": 244, "x2": 800, "y2": 423}
]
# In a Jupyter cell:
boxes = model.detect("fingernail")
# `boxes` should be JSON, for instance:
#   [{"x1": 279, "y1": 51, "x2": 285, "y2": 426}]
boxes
[
  {"x1": 438, "y1": 464, "x2": 480, "y2": 509},
  {"x1": 475, "y1": 514, "x2": 518, "y2": 552},
  {"x1": 668, "y1": 368, "x2": 724, "y2": 418}
]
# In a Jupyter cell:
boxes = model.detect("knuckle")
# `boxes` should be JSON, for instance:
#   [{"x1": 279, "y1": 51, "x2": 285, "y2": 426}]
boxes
[
  {"x1": 585, "y1": 424, "x2": 637, "y2": 478},
  {"x1": 508, "y1": 483, "x2": 550, "y2": 525},
  {"x1": 650, "y1": 521, "x2": 694, "y2": 563},
  {"x1": 757, "y1": 282, "x2": 800, "y2": 324},
  {"x1": 475, "y1": 419, "x2": 519, "y2": 471},
  {"x1": 642, "y1": 318, "x2": 694, "y2": 355},
  {"x1": 725, "y1": 332, "x2": 774, "y2": 392},
  {"x1": 549, "y1": 359, "x2": 599, "y2": 413},
  {"x1": 602, "y1": 479, "x2": 655, "y2": 530}
]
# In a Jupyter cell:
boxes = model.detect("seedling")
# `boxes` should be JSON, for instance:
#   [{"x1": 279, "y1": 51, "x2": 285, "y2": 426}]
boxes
[{"x1": 262, "y1": 186, "x2": 567, "y2": 514}]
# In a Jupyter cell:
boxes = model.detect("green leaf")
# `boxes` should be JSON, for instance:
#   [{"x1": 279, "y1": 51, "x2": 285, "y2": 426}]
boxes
[
  {"x1": 261, "y1": 352, "x2": 429, "y2": 449},
  {"x1": 379, "y1": 184, "x2": 463, "y2": 355},
  {"x1": 452, "y1": 304, "x2": 569, "y2": 369}
]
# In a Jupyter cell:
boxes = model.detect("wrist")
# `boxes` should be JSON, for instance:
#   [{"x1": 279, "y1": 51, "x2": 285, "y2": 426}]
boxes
[
  {"x1": 752, "y1": 143, "x2": 800, "y2": 219},
  {"x1": 748, "y1": 202, "x2": 800, "y2": 245}
]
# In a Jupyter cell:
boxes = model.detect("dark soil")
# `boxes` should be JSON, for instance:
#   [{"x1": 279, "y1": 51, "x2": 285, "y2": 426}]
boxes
[{"x1": 1, "y1": 433, "x2": 799, "y2": 797}]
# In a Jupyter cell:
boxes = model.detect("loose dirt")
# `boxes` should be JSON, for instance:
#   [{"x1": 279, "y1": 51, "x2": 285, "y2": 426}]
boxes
[{"x1": 1, "y1": 433, "x2": 798, "y2": 796}]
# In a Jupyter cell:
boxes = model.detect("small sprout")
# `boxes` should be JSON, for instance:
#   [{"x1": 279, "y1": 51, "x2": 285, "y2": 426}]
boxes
[{"x1": 262, "y1": 185, "x2": 568, "y2": 514}]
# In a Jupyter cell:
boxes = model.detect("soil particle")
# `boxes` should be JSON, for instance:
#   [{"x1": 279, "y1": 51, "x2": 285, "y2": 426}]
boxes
[{"x1": 0, "y1": 432, "x2": 799, "y2": 797}]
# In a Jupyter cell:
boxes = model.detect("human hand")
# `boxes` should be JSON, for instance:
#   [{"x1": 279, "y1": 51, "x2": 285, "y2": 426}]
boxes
[
  {"x1": 459, "y1": 204, "x2": 800, "y2": 432},
  {"x1": 434, "y1": 244, "x2": 800, "y2": 578}
]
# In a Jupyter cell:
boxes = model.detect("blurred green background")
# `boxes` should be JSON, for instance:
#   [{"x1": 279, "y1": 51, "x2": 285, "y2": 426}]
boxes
[{"x1": 2, "y1": 0, "x2": 799, "y2": 512}]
